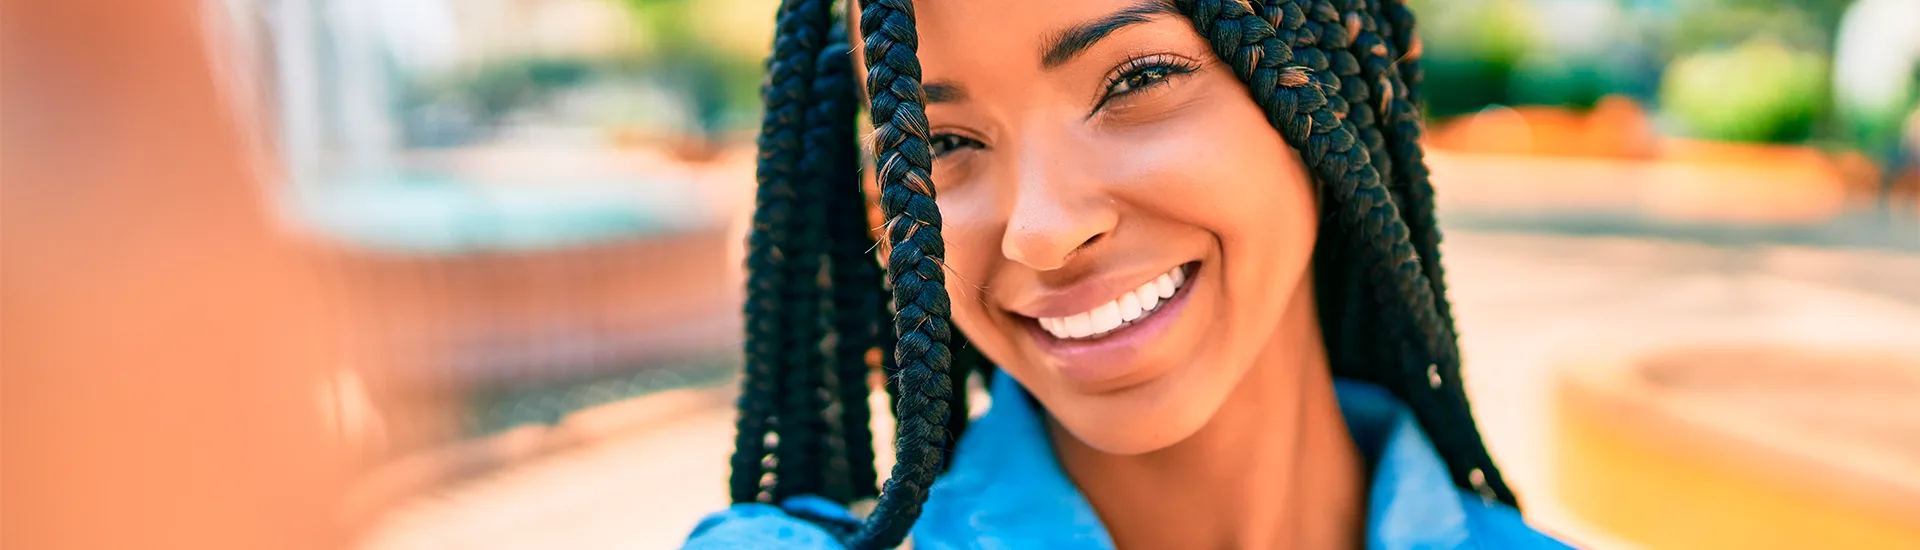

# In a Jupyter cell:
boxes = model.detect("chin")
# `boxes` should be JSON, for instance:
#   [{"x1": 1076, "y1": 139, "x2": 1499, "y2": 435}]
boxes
[
  {"x1": 1049, "y1": 380, "x2": 1220, "y2": 456},
  {"x1": 1060, "y1": 411, "x2": 1209, "y2": 456}
]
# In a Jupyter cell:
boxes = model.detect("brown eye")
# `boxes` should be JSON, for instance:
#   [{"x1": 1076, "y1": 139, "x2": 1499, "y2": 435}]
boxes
[
  {"x1": 930, "y1": 133, "x2": 984, "y2": 158},
  {"x1": 1108, "y1": 66, "x2": 1174, "y2": 96},
  {"x1": 1093, "y1": 55, "x2": 1200, "y2": 114}
]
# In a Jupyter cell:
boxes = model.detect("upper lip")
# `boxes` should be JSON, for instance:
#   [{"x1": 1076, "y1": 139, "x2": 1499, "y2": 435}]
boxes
[{"x1": 1001, "y1": 265, "x2": 1186, "y2": 319}]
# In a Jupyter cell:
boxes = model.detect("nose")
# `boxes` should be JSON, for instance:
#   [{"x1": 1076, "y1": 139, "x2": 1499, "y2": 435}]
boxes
[{"x1": 999, "y1": 136, "x2": 1117, "y2": 272}]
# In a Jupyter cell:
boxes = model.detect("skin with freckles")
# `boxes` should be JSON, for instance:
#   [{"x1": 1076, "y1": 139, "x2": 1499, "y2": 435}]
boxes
[{"x1": 857, "y1": 0, "x2": 1367, "y2": 547}]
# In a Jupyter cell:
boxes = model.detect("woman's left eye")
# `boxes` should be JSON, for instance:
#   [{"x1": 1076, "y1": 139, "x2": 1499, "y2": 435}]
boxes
[
  {"x1": 930, "y1": 133, "x2": 984, "y2": 159},
  {"x1": 1108, "y1": 66, "x2": 1175, "y2": 96},
  {"x1": 1095, "y1": 56, "x2": 1199, "y2": 113}
]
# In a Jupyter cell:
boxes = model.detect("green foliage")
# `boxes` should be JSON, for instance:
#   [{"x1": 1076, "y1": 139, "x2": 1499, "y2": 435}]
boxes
[
  {"x1": 1669, "y1": 0, "x2": 1835, "y2": 54},
  {"x1": 1412, "y1": 0, "x2": 1541, "y2": 118},
  {"x1": 1509, "y1": 51, "x2": 1616, "y2": 110},
  {"x1": 616, "y1": 0, "x2": 774, "y2": 137},
  {"x1": 1403, "y1": 0, "x2": 1855, "y2": 146},
  {"x1": 1661, "y1": 38, "x2": 1830, "y2": 143},
  {"x1": 1831, "y1": 0, "x2": 1920, "y2": 158}
]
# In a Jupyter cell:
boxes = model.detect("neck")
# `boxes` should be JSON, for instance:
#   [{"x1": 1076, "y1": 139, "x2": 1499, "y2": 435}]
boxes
[{"x1": 1050, "y1": 280, "x2": 1366, "y2": 550}]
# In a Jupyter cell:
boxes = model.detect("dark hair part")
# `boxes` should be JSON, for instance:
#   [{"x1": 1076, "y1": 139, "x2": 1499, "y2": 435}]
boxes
[{"x1": 732, "y1": 0, "x2": 1514, "y2": 547}]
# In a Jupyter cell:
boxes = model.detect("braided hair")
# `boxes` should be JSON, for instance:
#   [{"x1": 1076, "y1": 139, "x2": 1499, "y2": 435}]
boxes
[{"x1": 732, "y1": 0, "x2": 1513, "y2": 547}]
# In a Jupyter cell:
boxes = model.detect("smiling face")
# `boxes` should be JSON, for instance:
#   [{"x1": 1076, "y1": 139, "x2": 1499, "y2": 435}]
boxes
[{"x1": 874, "y1": 0, "x2": 1321, "y2": 455}]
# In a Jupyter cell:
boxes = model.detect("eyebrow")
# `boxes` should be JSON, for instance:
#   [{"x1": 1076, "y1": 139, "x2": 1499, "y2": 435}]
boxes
[
  {"x1": 922, "y1": 0, "x2": 1177, "y2": 105},
  {"x1": 1040, "y1": 0, "x2": 1179, "y2": 69},
  {"x1": 925, "y1": 82, "x2": 967, "y2": 103}
]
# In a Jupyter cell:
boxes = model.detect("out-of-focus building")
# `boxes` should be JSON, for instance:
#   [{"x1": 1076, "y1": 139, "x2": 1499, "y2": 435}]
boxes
[{"x1": 224, "y1": 0, "x2": 757, "y2": 502}]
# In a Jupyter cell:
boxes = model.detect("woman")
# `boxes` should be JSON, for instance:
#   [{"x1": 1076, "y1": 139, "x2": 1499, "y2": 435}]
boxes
[{"x1": 689, "y1": 0, "x2": 1572, "y2": 548}]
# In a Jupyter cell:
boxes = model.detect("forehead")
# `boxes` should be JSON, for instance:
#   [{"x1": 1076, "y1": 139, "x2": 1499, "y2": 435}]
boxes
[{"x1": 851, "y1": 0, "x2": 1178, "y2": 76}]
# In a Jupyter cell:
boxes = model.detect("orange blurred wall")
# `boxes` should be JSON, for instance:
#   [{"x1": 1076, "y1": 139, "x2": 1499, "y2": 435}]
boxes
[{"x1": 2, "y1": 1, "x2": 348, "y2": 549}]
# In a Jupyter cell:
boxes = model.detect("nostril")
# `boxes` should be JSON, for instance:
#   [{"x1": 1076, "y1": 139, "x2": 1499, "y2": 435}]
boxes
[{"x1": 1077, "y1": 232, "x2": 1106, "y2": 253}]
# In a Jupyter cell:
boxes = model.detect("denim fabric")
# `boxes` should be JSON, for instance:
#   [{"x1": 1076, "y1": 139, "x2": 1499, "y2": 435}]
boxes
[{"x1": 685, "y1": 375, "x2": 1572, "y2": 550}]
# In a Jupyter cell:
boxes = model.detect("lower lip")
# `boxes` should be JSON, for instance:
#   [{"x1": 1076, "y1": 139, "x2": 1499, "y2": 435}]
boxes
[{"x1": 1026, "y1": 264, "x2": 1199, "y2": 388}]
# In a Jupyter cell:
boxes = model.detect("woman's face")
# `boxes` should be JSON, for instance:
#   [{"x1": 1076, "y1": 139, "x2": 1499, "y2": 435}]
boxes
[{"x1": 890, "y1": 0, "x2": 1319, "y2": 454}]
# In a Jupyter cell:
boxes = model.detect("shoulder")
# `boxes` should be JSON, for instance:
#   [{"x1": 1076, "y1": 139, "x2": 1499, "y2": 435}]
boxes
[
  {"x1": 1457, "y1": 494, "x2": 1578, "y2": 550},
  {"x1": 682, "y1": 497, "x2": 853, "y2": 550}
]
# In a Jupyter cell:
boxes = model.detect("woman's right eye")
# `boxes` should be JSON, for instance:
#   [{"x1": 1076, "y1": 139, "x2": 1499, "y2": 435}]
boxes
[{"x1": 930, "y1": 133, "x2": 984, "y2": 159}]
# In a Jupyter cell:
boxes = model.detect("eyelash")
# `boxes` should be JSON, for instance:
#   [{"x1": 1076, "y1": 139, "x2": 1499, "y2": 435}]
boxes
[
  {"x1": 928, "y1": 54, "x2": 1201, "y2": 159},
  {"x1": 1094, "y1": 54, "x2": 1200, "y2": 112},
  {"x1": 930, "y1": 132, "x2": 982, "y2": 159}
]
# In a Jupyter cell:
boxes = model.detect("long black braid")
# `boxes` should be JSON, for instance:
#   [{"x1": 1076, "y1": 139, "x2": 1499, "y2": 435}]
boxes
[
  {"x1": 734, "y1": 0, "x2": 834, "y2": 505},
  {"x1": 731, "y1": 0, "x2": 1515, "y2": 547},
  {"x1": 815, "y1": 11, "x2": 882, "y2": 504},
  {"x1": 853, "y1": 2, "x2": 960, "y2": 546}
]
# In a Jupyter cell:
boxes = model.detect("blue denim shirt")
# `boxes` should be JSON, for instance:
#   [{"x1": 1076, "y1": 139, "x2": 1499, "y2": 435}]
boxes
[{"x1": 686, "y1": 375, "x2": 1572, "y2": 549}]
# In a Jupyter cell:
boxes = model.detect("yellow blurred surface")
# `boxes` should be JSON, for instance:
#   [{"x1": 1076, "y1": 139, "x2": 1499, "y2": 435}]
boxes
[{"x1": 1556, "y1": 349, "x2": 1920, "y2": 549}]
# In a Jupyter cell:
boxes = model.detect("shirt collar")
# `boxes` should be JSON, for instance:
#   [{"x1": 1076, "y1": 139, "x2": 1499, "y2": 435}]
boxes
[{"x1": 911, "y1": 373, "x2": 1476, "y2": 550}]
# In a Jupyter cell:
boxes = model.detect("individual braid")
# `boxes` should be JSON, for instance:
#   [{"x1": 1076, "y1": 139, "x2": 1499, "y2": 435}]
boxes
[
  {"x1": 849, "y1": 0, "x2": 957, "y2": 547},
  {"x1": 1338, "y1": 0, "x2": 1394, "y2": 198},
  {"x1": 732, "y1": 0, "x2": 834, "y2": 505},
  {"x1": 880, "y1": 295, "x2": 903, "y2": 422},
  {"x1": 1308, "y1": 0, "x2": 1411, "y2": 381},
  {"x1": 942, "y1": 337, "x2": 979, "y2": 466},
  {"x1": 1312, "y1": 0, "x2": 1495, "y2": 501},
  {"x1": 769, "y1": 0, "x2": 842, "y2": 504},
  {"x1": 1313, "y1": 0, "x2": 1419, "y2": 384},
  {"x1": 813, "y1": 15, "x2": 885, "y2": 503},
  {"x1": 1369, "y1": 0, "x2": 1517, "y2": 504},
  {"x1": 1346, "y1": 0, "x2": 1519, "y2": 505},
  {"x1": 1260, "y1": 0, "x2": 1360, "y2": 377},
  {"x1": 1286, "y1": 0, "x2": 1389, "y2": 387},
  {"x1": 1300, "y1": 0, "x2": 1426, "y2": 383},
  {"x1": 1377, "y1": 0, "x2": 1457, "y2": 337}
]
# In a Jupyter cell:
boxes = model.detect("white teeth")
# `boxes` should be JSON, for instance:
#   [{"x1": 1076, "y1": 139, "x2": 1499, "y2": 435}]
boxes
[
  {"x1": 1089, "y1": 302, "x2": 1123, "y2": 335},
  {"x1": 1118, "y1": 292, "x2": 1143, "y2": 322},
  {"x1": 1065, "y1": 312, "x2": 1093, "y2": 338},
  {"x1": 1037, "y1": 265, "x2": 1191, "y2": 340}
]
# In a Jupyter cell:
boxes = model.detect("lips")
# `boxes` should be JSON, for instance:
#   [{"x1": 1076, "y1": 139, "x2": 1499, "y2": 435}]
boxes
[
  {"x1": 1036, "y1": 265, "x2": 1189, "y2": 339},
  {"x1": 1009, "y1": 261, "x2": 1203, "y2": 388}
]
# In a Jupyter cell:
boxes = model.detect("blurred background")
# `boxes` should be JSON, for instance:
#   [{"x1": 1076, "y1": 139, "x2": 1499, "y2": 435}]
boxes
[{"x1": 4, "y1": 0, "x2": 1918, "y2": 549}]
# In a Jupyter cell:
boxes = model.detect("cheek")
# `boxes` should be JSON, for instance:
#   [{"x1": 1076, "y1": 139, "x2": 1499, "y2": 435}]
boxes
[
  {"x1": 1109, "y1": 90, "x2": 1318, "y2": 276},
  {"x1": 1202, "y1": 117, "x2": 1318, "y2": 354},
  {"x1": 1212, "y1": 128, "x2": 1317, "y2": 276},
  {"x1": 1176, "y1": 93, "x2": 1316, "y2": 269},
  {"x1": 933, "y1": 187, "x2": 1003, "y2": 343}
]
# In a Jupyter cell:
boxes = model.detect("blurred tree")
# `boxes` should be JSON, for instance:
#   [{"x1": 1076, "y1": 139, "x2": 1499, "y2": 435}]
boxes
[
  {"x1": 1832, "y1": 0, "x2": 1920, "y2": 162},
  {"x1": 1669, "y1": 0, "x2": 1837, "y2": 53},
  {"x1": 617, "y1": 0, "x2": 779, "y2": 145},
  {"x1": 1408, "y1": 0, "x2": 1856, "y2": 129},
  {"x1": 1657, "y1": 0, "x2": 1842, "y2": 145},
  {"x1": 1506, "y1": 0, "x2": 1642, "y2": 110},
  {"x1": 1411, "y1": 0, "x2": 1540, "y2": 118},
  {"x1": 1661, "y1": 38, "x2": 1830, "y2": 143},
  {"x1": 1831, "y1": 0, "x2": 1920, "y2": 203}
]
